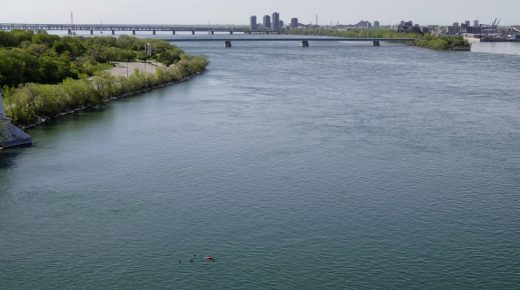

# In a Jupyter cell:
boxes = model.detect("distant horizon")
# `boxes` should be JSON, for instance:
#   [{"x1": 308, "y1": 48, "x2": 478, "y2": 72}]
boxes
[{"x1": 1, "y1": 0, "x2": 519, "y2": 26}]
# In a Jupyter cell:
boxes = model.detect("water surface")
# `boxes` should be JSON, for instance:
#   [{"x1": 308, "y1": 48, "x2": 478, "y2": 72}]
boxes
[{"x1": 1, "y1": 41, "x2": 520, "y2": 289}]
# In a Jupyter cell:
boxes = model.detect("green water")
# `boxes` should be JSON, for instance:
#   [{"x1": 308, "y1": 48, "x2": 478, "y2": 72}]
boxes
[{"x1": 1, "y1": 42, "x2": 520, "y2": 289}]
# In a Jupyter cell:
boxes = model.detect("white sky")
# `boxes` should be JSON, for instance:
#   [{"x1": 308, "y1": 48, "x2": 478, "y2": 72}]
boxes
[{"x1": 1, "y1": 0, "x2": 518, "y2": 26}]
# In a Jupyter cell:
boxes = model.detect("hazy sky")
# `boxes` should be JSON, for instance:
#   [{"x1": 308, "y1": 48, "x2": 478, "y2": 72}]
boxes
[{"x1": 1, "y1": 0, "x2": 519, "y2": 26}]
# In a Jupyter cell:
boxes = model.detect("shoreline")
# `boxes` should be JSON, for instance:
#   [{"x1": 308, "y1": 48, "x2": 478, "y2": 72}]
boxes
[{"x1": 21, "y1": 70, "x2": 205, "y2": 130}]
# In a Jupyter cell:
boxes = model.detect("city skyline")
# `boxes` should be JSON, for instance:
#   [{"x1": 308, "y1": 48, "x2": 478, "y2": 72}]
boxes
[{"x1": 1, "y1": 0, "x2": 520, "y2": 26}]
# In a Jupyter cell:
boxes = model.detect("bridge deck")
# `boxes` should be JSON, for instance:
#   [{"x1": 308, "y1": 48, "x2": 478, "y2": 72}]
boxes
[{"x1": 163, "y1": 37, "x2": 414, "y2": 42}]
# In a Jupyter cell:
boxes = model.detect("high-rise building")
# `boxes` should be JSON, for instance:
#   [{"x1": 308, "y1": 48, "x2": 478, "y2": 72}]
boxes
[
  {"x1": 250, "y1": 15, "x2": 257, "y2": 31},
  {"x1": 290, "y1": 18, "x2": 299, "y2": 29},
  {"x1": 465, "y1": 20, "x2": 471, "y2": 27},
  {"x1": 474, "y1": 20, "x2": 480, "y2": 27},
  {"x1": 263, "y1": 15, "x2": 271, "y2": 29},
  {"x1": 374, "y1": 21, "x2": 380, "y2": 28},
  {"x1": 272, "y1": 12, "x2": 280, "y2": 31}
]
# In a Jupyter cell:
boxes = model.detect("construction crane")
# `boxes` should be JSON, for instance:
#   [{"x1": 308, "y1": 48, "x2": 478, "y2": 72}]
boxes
[{"x1": 480, "y1": 18, "x2": 500, "y2": 34}]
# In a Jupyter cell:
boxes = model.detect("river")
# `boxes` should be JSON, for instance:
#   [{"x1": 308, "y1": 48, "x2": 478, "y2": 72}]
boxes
[{"x1": 1, "y1": 40, "x2": 520, "y2": 289}]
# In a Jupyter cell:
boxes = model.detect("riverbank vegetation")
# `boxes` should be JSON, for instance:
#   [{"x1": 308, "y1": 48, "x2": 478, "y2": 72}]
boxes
[
  {"x1": 0, "y1": 30, "x2": 208, "y2": 127},
  {"x1": 288, "y1": 28, "x2": 471, "y2": 51}
]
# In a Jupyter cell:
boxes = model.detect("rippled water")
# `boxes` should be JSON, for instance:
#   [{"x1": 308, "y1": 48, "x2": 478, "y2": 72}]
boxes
[{"x1": 1, "y1": 41, "x2": 520, "y2": 289}]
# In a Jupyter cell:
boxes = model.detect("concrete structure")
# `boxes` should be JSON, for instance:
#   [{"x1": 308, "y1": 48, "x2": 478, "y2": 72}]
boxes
[
  {"x1": 0, "y1": 91, "x2": 32, "y2": 149},
  {"x1": 0, "y1": 23, "x2": 275, "y2": 34},
  {"x1": 164, "y1": 37, "x2": 415, "y2": 48},
  {"x1": 448, "y1": 22, "x2": 461, "y2": 34},
  {"x1": 250, "y1": 16, "x2": 257, "y2": 31},
  {"x1": 374, "y1": 21, "x2": 380, "y2": 28},
  {"x1": 272, "y1": 12, "x2": 280, "y2": 31},
  {"x1": 263, "y1": 15, "x2": 271, "y2": 30}
]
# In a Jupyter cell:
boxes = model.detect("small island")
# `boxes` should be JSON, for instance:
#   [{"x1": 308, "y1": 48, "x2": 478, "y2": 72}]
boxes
[
  {"x1": 288, "y1": 28, "x2": 471, "y2": 51},
  {"x1": 0, "y1": 30, "x2": 208, "y2": 148}
]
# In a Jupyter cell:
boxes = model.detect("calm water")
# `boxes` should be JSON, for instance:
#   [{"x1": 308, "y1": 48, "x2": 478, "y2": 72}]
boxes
[{"x1": 1, "y1": 41, "x2": 520, "y2": 289}]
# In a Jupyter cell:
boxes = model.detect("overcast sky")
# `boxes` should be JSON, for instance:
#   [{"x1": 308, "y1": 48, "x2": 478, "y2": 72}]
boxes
[{"x1": 1, "y1": 0, "x2": 518, "y2": 26}]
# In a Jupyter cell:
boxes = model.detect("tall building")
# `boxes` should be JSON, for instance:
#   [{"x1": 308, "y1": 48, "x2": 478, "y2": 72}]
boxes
[
  {"x1": 474, "y1": 20, "x2": 480, "y2": 27},
  {"x1": 290, "y1": 18, "x2": 299, "y2": 29},
  {"x1": 272, "y1": 12, "x2": 280, "y2": 31},
  {"x1": 465, "y1": 20, "x2": 471, "y2": 27},
  {"x1": 250, "y1": 15, "x2": 257, "y2": 31},
  {"x1": 263, "y1": 15, "x2": 271, "y2": 29},
  {"x1": 374, "y1": 21, "x2": 380, "y2": 28}
]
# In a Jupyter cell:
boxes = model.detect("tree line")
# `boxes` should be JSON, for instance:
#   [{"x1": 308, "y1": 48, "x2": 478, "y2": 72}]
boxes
[
  {"x1": 288, "y1": 28, "x2": 471, "y2": 50},
  {"x1": 0, "y1": 30, "x2": 186, "y2": 87},
  {"x1": 0, "y1": 30, "x2": 208, "y2": 126}
]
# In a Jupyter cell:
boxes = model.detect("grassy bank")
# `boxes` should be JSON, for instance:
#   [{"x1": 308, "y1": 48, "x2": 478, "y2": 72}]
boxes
[
  {"x1": 0, "y1": 30, "x2": 208, "y2": 127},
  {"x1": 3, "y1": 56, "x2": 207, "y2": 127},
  {"x1": 287, "y1": 28, "x2": 471, "y2": 51}
]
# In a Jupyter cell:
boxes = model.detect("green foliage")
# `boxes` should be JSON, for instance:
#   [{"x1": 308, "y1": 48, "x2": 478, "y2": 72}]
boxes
[
  {"x1": 288, "y1": 28, "x2": 470, "y2": 50},
  {"x1": 3, "y1": 56, "x2": 209, "y2": 126},
  {"x1": 0, "y1": 29, "x2": 208, "y2": 126},
  {"x1": 0, "y1": 30, "x2": 187, "y2": 87}
]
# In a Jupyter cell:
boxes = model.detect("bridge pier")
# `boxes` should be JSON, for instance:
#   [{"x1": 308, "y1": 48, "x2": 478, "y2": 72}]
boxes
[
  {"x1": 132, "y1": 30, "x2": 136, "y2": 35},
  {"x1": 90, "y1": 30, "x2": 94, "y2": 35},
  {"x1": 172, "y1": 31, "x2": 175, "y2": 35},
  {"x1": 192, "y1": 30, "x2": 195, "y2": 35},
  {"x1": 211, "y1": 31, "x2": 214, "y2": 35},
  {"x1": 301, "y1": 40, "x2": 309, "y2": 47},
  {"x1": 67, "y1": 29, "x2": 72, "y2": 35},
  {"x1": 153, "y1": 30, "x2": 156, "y2": 35},
  {"x1": 112, "y1": 30, "x2": 115, "y2": 35},
  {"x1": 225, "y1": 40, "x2": 232, "y2": 48},
  {"x1": 373, "y1": 40, "x2": 380, "y2": 47},
  {"x1": 230, "y1": 31, "x2": 234, "y2": 35}
]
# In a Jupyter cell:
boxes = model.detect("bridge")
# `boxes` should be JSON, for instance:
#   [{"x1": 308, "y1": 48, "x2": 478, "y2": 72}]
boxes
[
  {"x1": 0, "y1": 23, "x2": 416, "y2": 47},
  {"x1": 162, "y1": 37, "x2": 415, "y2": 47},
  {"x1": 0, "y1": 23, "x2": 270, "y2": 35}
]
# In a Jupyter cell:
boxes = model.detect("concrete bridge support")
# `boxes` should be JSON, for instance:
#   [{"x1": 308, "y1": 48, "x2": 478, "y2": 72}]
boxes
[
  {"x1": 112, "y1": 30, "x2": 115, "y2": 35},
  {"x1": 230, "y1": 31, "x2": 234, "y2": 35},
  {"x1": 301, "y1": 40, "x2": 309, "y2": 47},
  {"x1": 192, "y1": 30, "x2": 195, "y2": 35},
  {"x1": 153, "y1": 30, "x2": 156, "y2": 35},
  {"x1": 373, "y1": 40, "x2": 380, "y2": 46},
  {"x1": 172, "y1": 31, "x2": 175, "y2": 35},
  {"x1": 225, "y1": 40, "x2": 232, "y2": 48},
  {"x1": 211, "y1": 31, "x2": 214, "y2": 35},
  {"x1": 67, "y1": 29, "x2": 72, "y2": 35},
  {"x1": 90, "y1": 30, "x2": 94, "y2": 35}
]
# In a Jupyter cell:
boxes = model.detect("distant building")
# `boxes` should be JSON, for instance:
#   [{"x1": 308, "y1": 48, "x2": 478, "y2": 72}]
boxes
[
  {"x1": 448, "y1": 22, "x2": 461, "y2": 34},
  {"x1": 465, "y1": 20, "x2": 471, "y2": 27},
  {"x1": 263, "y1": 15, "x2": 271, "y2": 30},
  {"x1": 474, "y1": 20, "x2": 480, "y2": 27},
  {"x1": 250, "y1": 15, "x2": 257, "y2": 31},
  {"x1": 373, "y1": 21, "x2": 380, "y2": 28},
  {"x1": 397, "y1": 20, "x2": 415, "y2": 33},
  {"x1": 272, "y1": 12, "x2": 280, "y2": 31},
  {"x1": 290, "y1": 18, "x2": 299, "y2": 29},
  {"x1": 355, "y1": 20, "x2": 372, "y2": 28}
]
